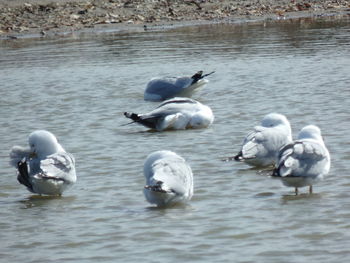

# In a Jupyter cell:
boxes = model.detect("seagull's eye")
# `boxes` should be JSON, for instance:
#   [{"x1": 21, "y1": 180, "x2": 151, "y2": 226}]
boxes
[{"x1": 31, "y1": 144, "x2": 35, "y2": 148}]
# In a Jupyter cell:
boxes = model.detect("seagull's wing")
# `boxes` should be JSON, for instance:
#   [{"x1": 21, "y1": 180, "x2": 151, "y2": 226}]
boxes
[
  {"x1": 124, "y1": 110, "x2": 179, "y2": 131},
  {"x1": 125, "y1": 98, "x2": 198, "y2": 130},
  {"x1": 242, "y1": 125, "x2": 290, "y2": 158},
  {"x1": 156, "y1": 113, "x2": 185, "y2": 131},
  {"x1": 241, "y1": 127, "x2": 269, "y2": 159},
  {"x1": 152, "y1": 99, "x2": 198, "y2": 130},
  {"x1": 145, "y1": 78, "x2": 182, "y2": 100},
  {"x1": 156, "y1": 97, "x2": 197, "y2": 109},
  {"x1": 174, "y1": 77, "x2": 193, "y2": 89},
  {"x1": 37, "y1": 152, "x2": 76, "y2": 183},
  {"x1": 151, "y1": 158, "x2": 193, "y2": 196},
  {"x1": 276, "y1": 140, "x2": 328, "y2": 177}
]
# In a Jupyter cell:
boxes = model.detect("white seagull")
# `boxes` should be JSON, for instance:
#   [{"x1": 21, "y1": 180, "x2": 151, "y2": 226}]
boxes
[
  {"x1": 144, "y1": 71, "x2": 214, "y2": 101},
  {"x1": 9, "y1": 130, "x2": 76, "y2": 196},
  {"x1": 143, "y1": 150, "x2": 193, "y2": 207},
  {"x1": 233, "y1": 113, "x2": 292, "y2": 167},
  {"x1": 124, "y1": 97, "x2": 214, "y2": 131},
  {"x1": 272, "y1": 125, "x2": 330, "y2": 195}
]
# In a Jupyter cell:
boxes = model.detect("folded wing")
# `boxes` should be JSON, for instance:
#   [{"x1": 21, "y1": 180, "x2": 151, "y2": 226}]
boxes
[
  {"x1": 276, "y1": 141, "x2": 328, "y2": 178},
  {"x1": 151, "y1": 158, "x2": 193, "y2": 196},
  {"x1": 241, "y1": 127, "x2": 268, "y2": 159},
  {"x1": 38, "y1": 152, "x2": 76, "y2": 184}
]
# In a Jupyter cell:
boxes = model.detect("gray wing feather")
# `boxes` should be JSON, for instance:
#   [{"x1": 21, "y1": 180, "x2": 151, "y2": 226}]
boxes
[
  {"x1": 295, "y1": 141, "x2": 327, "y2": 161},
  {"x1": 39, "y1": 152, "x2": 76, "y2": 183},
  {"x1": 174, "y1": 77, "x2": 192, "y2": 89},
  {"x1": 241, "y1": 128, "x2": 267, "y2": 158},
  {"x1": 152, "y1": 158, "x2": 192, "y2": 195},
  {"x1": 243, "y1": 125, "x2": 289, "y2": 156},
  {"x1": 277, "y1": 140, "x2": 328, "y2": 177},
  {"x1": 142, "y1": 98, "x2": 198, "y2": 123},
  {"x1": 146, "y1": 78, "x2": 183, "y2": 99}
]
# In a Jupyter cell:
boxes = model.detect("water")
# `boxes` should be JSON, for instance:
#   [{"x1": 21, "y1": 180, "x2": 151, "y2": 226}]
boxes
[{"x1": 1, "y1": 16, "x2": 350, "y2": 262}]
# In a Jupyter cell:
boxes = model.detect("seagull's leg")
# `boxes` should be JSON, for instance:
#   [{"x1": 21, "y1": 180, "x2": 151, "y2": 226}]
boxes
[
  {"x1": 295, "y1": 187, "x2": 298, "y2": 195},
  {"x1": 309, "y1": 185, "x2": 313, "y2": 194}
]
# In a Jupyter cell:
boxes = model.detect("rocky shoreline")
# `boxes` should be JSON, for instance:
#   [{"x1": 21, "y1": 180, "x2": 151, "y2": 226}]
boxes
[{"x1": 1, "y1": 0, "x2": 350, "y2": 38}]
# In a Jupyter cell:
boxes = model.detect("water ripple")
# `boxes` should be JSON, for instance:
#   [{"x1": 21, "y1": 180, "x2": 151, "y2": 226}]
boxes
[{"x1": 1, "y1": 17, "x2": 350, "y2": 263}]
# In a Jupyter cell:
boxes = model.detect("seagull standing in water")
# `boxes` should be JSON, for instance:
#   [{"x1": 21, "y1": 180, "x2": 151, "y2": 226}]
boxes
[
  {"x1": 124, "y1": 97, "x2": 214, "y2": 131},
  {"x1": 144, "y1": 71, "x2": 215, "y2": 101},
  {"x1": 272, "y1": 125, "x2": 330, "y2": 195},
  {"x1": 9, "y1": 130, "x2": 76, "y2": 196},
  {"x1": 143, "y1": 150, "x2": 193, "y2": 207},
  {"x1": 233, "y1": 113, "x2": 292, "y2": 167}
]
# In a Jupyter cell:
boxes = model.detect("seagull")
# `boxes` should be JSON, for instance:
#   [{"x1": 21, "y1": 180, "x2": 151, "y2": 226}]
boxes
[
  {"x1": 143, "y1": 150, "x2": 193, "y2": 207},
  {"x1": 233, "y1": 113, "x2": 292, "y2": 167},
  {"x1": 124, "y1": 97, "x2": 214, "y2": 131},
  {"x1": 144, "y1": 71, "x2": 215, "y2": 101},
  {"x1": 9, "y1": 130, "x2": 76, "y2": 196},
  {"x1": 272, "y1": 125, "x2": 330, "y2": 195}
]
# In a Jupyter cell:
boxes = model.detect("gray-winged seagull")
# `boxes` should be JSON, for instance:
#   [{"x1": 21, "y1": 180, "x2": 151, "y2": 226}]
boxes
[
  {"x1": 143, "y1": 150, "x2": 193, "y2": 207},
  {"x1": 144, "y1": 71, "x2": 214, "y2": 101},
  {"x1": 9, "y1": 130, "x2": 76, "y2": 195},
  {"x1": 272, "y1": 125, "x2": 330, "y2": 195}
]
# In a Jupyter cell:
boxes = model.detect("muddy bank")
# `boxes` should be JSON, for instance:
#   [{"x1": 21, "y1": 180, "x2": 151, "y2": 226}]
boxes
[{"x1": 1, "y1": 0, "x2": 350, "y2": 37}]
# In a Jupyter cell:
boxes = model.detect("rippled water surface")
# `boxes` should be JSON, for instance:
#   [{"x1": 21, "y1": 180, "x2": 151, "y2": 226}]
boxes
[{"x1": 1, "y1": 17, "x2": 350, "y2": 262}]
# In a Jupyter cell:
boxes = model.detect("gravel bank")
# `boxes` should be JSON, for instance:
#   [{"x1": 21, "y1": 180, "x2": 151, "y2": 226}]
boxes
[{"x1": 1, "y1": 0, "x2": 349, "y2": 37}]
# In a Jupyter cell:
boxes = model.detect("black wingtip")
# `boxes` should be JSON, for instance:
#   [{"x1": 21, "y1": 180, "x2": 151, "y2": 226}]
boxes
[
  {"x1": 17, "y1": 160, "x2": 33, "y2": 191},
  {"x1": 202, "y1": 71, "x2": 215, "y2": 78},
  {"x1": 191, "y1": 70, "x2": 215, "y2": 84},
  {"x1": 234, "y1": 151, "x2": 243, "y2": 161},
  {"x1": 124, "y1": 112, "x2": 140, "y2": 121},
  {"x1": 124, "y1": 112, "x2": 158, "y2": 130},
  {"x1": 191, "y1": 71, "x2": 204, "y2": 82}
]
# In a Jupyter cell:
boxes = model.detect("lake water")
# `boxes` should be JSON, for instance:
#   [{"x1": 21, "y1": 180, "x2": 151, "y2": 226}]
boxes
[{"x1": 0, "y1": 16, "x2": 350, "y2": 263}]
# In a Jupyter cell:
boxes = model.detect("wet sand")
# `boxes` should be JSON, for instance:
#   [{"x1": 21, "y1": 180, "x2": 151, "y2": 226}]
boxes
[{"x1": 1, "y1": 0, "x2": 350, "y2": 38}]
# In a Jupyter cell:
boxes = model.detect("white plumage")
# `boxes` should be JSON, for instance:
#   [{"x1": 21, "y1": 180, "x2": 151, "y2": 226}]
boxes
[
  {"x1": 273, "y1": 125, "x2": 330, "y2": 194},
  {"x1": 124, "y1": 97, "x2": 214, "y2": 131},
  {"x1": 234, "y1": 113, "x2": 292, "y2": 167},
  {"x1": 9, "y1": 130, "x2": 76, "y2": 196},
  {"x1": 144, "y1": 71, "x2": 214, "y2": 101},
  {"x1": 143, "y1": 150, "x2": 193, "y2": 207}
]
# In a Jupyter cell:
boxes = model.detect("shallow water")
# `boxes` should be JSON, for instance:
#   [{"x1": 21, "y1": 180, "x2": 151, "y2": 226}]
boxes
[{"x1": 1, "y1": 17, "x2": 350, "y2": 262}]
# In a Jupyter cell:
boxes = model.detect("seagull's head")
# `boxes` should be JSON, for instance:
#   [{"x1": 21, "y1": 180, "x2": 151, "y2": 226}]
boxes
[
  {"x1": 261, "y1": 113, "x2": 290, "y2": 128},
  {"x1": 298, "y1": 125, "x2": 323, "y2": 141},
  {"x1": 28, "y1": 130, "x2": 63, "y2": 159},
  {"x1": 261, "y1": 113, "x2": 292, "y2": 141}
]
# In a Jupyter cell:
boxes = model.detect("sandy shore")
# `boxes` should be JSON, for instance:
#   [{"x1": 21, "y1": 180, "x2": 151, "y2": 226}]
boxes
[{"x1": 1, "y1": 0, "x2": 350, "y2": 38}]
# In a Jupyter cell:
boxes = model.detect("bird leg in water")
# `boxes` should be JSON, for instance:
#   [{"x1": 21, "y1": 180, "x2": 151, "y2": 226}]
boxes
[
  {"x1": 295, "y1": 187, "x2": 298, "y2": 195},
  {"x1": 309, "y1": 185, "x2": 313, "y2": 194}
]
